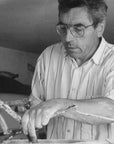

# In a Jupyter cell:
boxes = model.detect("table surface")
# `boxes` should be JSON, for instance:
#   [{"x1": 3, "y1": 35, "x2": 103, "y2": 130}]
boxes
[{"x1": 1, "y1": 139, "x2": 108, "y2": 144}]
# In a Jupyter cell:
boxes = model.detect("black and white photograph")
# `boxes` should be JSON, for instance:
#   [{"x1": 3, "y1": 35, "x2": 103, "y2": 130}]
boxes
[{"x1": 0, "y1": 0, "x2": 114, "y2": 143}]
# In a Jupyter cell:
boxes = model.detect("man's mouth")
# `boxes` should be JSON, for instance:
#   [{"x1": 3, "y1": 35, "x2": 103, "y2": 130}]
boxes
[{"x1": 65, "y1": 46, "x2": 81, "y2": 53}]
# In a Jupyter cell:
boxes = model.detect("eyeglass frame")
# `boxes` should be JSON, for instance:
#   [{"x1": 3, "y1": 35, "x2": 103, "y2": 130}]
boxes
[{"x1": 56, "y1": 22, "x2": 95, "y2": 38}]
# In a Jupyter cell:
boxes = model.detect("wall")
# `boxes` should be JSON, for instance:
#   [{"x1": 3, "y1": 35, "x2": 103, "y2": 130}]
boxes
[{"x1": 0, "y1": 47, "x2": 38, "y2": 85}]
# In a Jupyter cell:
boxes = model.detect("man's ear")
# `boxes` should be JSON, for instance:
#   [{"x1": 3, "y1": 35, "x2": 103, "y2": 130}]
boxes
[{"x1": 96, "y1": 20, "x2": 106, "y2": 38}]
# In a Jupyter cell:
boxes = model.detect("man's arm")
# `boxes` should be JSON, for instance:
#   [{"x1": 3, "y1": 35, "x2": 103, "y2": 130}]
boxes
[
  {"x1": 21, "y1": 97, "x2": 114, "y2": 142},
  {"x1": 61, "y1": 97, "x2": 114, "y2": 124}
]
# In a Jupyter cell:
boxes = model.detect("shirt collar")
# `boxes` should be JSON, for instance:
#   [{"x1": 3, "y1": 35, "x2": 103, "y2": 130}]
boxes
[{"x1": 92, "y1": 37, "x2": 106, "y2": 65}]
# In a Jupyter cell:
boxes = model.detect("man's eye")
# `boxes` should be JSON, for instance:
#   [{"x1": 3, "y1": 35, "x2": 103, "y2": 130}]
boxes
[
  {"x1": 60, "y1": 25, "x2": 67, "y2": 31},
  {"x1": 73, "y1": 26, "x2": 84, "y2": 32},
  {"x1": 60, "y1": 25, "x2": 66, "y2": 29}
]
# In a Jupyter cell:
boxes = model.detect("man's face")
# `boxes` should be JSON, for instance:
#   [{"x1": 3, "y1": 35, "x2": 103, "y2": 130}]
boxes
[{"x1": 58, "y1": 7, "x2": 102, "y2": 64}]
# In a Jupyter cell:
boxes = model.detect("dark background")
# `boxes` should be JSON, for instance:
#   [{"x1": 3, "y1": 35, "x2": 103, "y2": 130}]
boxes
[{"x1": 0, "y1": 0, "x2": 113, "y2": 54}]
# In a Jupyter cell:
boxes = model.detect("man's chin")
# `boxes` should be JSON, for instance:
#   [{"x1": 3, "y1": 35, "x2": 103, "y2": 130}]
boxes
[{"x1": 66, "y1": 52, "x2": 77, "y2": 59}]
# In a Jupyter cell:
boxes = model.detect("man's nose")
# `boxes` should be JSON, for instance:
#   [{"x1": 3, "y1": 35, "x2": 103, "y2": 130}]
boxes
[{"x1": 65, "y1": 29, "x2": 74, "y2": 42}]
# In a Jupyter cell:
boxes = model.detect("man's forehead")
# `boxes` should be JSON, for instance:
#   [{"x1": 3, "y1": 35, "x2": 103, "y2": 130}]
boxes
[{"x1": 59, "y1": 7, "x2": 92, "y2": 25}]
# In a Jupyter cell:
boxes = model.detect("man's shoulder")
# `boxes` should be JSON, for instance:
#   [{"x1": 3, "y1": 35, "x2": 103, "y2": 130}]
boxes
[
  {"x1": 36, "y1": 42, "x2": 65, "y2": 64},
  {"x1": 105, "y1": 42, "x2": 114, "y2": 56},
  {"x1": 45, "y1": 42, "x2": 63, "y2": 51},
  {"x1": 42, "y1": 42, "x2": 64, "y2": 57},
  {"x1": 36, "y1": 42, "x2": 65, "y2": 72},
  {"x1": 106, "y1": 42, "x2": 114, "y2": 50},
  {"x1": 103, "y1": 41, "x2": 114, "y2": 65}
]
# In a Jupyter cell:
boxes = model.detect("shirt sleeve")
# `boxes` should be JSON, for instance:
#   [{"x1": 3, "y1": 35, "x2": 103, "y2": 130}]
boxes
[{"x1": 29, "y1": 54, "x2": 45, "y2": 106}]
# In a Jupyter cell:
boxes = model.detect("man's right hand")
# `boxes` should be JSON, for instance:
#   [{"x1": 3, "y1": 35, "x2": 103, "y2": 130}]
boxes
[{"x1": 21, "y1": 98, "x2": 72, "y2": 142}]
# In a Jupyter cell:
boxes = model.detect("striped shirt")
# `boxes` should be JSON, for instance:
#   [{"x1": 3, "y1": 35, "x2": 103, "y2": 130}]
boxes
[{"x1": 31, "y1": 37, "x2": 114, "y2": 141}]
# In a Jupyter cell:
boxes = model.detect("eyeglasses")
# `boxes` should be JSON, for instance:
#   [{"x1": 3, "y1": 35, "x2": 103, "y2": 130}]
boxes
[{"x1": 56, "y1": 23, "x2": 94, "y2": 38}]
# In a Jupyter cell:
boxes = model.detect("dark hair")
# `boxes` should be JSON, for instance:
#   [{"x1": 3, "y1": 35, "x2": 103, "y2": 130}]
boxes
[{"x1": 58, "y1": 0, "x2": 108, "y2": 27}]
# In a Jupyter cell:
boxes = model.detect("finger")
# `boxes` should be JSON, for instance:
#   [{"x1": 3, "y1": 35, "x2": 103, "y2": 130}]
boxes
[
  {"x1": 28, "y1": 110, "x2": 37, "y2": 142},
  {"x1": 21, "y1": 110, "x2": 29, "y2": 135},
  {"x1": 35, "y1": 109, "x2": 43, "y2": 129}
]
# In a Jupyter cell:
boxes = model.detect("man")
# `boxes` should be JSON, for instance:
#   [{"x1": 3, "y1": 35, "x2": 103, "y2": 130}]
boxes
[{"x1": 22, "y1": 0, "x2": 114, "y2": 142}]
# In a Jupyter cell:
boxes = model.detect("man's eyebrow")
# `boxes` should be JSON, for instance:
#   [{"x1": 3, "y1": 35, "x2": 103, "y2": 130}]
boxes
[
  {"x1": 57, "y1": 22, "x2": 85, "y2": 27},
  {"x1": 57, "y1": 22, "x2": 66, "y2": 25},
  {"x1": 73, "y1": 23, "x2": 85, "y2": 27}
]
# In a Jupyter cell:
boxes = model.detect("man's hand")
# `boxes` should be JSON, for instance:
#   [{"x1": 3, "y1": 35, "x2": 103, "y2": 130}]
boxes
[{"x1": 21, "y1": 98, "x2": 73, "y2": 142}]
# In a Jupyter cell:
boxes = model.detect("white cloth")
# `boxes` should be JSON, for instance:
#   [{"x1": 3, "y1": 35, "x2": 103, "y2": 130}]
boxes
[{"x1": 30, "y1": 37, "x2": 114, "y2": 140}]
